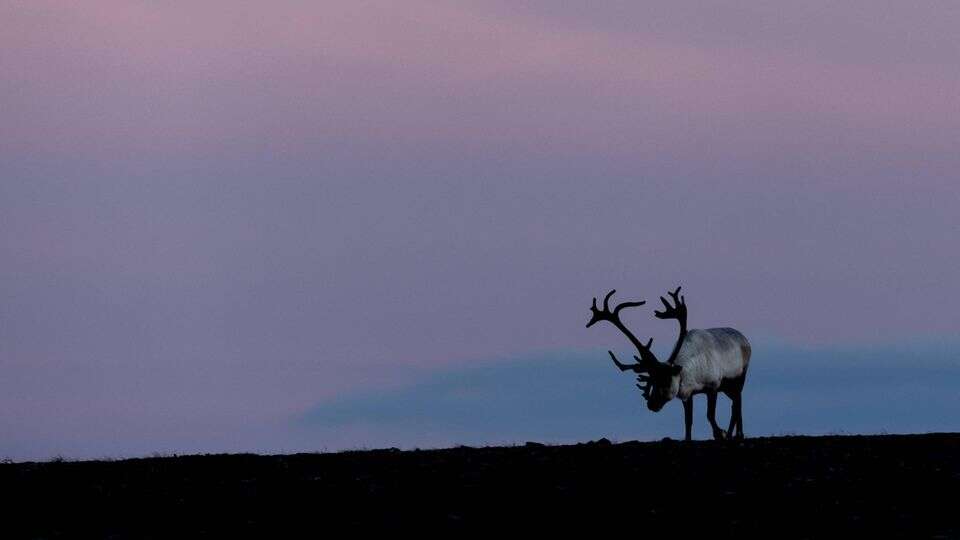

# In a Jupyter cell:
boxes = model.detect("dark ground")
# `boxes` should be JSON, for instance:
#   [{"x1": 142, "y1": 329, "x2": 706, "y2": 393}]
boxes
[{"x1": 3, "y1": 433, "x2": 959, "y2": 537}]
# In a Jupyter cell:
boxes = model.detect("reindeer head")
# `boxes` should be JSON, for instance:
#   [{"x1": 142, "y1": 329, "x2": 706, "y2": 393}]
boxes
[
  {"x1": 586, "y1": 287, "x2": 688, "y2": 411},
  {"x1": 639, "y1": 361, "x2": 683, "y2": 411}
]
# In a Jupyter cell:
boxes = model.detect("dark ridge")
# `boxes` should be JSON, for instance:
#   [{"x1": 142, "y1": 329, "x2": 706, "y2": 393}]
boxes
[{"x1": 4, "y1": 433, "x2": 958, "y2": 537}]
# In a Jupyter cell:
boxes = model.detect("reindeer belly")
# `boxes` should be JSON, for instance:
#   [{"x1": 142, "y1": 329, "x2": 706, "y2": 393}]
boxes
[{"x1": 714, "y1": 353, "x2": 747, "y2": 379}]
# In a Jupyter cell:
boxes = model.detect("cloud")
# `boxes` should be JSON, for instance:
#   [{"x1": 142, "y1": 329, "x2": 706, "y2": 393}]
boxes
[{"x1": 301, "y1": 339, "x2": 960, "y2": 448}]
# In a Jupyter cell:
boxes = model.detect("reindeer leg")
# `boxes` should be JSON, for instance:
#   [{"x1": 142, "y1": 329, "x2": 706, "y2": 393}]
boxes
[
  {"x1": 726, "y1": 394, "x2": 738, "y2": 439},
  {"x1": 682, "y1": 398, "x2": 693, "y2": 441},
  {"x1": 706, "y1": 390, "x2": 725, "y2": 440},
  {"x1": 733, "y1": 392, "x2": 744, "y2": 439},
  {"x1": 723, "y1": 373, "x2": 747, "y2": 440}
]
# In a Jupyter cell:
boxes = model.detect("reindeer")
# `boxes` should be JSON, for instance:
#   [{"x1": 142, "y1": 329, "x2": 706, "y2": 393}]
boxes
[{"x1": 585, "y1": 287, "x2": 751, "y2": 441}]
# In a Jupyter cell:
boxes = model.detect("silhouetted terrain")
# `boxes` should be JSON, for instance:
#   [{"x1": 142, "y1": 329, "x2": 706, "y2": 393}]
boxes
[{"x1": 4, "y1": 433, "x2": 958, "y2": 537}]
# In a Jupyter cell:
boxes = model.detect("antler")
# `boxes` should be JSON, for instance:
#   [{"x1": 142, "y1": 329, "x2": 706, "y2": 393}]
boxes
[
  {"x1": 587, "y1": 290, "x2": 660, "y2": 367},
  {"x1": 607, "y1": 350, "x2": 647, "y2": 373},
  {"x1": 607, "y1": 351, "x2": 654, "y2": 400},
  {"x1": 654, "y1": 286, "x2": 687, "y2": 364},
  {"x1": 635, "y1": 372, "x2": 652, "y2": 399}
]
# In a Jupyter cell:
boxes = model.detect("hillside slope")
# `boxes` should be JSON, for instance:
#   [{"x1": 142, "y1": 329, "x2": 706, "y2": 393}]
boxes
[{"x1": 4, "y1": 433, "x2": 958, "y2": 537}]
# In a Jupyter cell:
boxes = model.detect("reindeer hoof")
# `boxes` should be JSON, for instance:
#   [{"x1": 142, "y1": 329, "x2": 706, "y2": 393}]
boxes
[{"x1": 713, "y1": 429, "x2": 726, "y2": 441}]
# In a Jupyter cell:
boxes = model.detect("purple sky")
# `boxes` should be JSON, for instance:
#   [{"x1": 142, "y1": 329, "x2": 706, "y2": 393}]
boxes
[{"x1": 2, "y1": 1, "x2": 959, "y2": 460}]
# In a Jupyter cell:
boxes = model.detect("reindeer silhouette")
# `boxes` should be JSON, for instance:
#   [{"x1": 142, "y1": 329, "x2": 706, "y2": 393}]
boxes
[{"x1": 586, "y1": 287, "x2": 751, "y2": 441}]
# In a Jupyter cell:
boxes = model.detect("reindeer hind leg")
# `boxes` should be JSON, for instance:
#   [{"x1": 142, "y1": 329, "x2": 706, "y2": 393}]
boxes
[
  {"x1": 736, "y1": 369, "x2": 748, "y2": 439},
  {"x1": 725, "y1": 394, "x2": 738, "y2": 439},
  {"x1": 722, "y1": 374, "x2": 746, "y2": 439},
  {"x1": 732, "y1": 393, "x2": 744, "y2": 439}
]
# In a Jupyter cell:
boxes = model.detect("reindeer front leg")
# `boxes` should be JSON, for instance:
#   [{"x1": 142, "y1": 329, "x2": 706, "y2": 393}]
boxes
[
  {"x1": 706, "y1": 390, "x2": 725, "y2": 440},
  {"x1": 682, "y1": 398, "x2": 693, "y2": 441}
]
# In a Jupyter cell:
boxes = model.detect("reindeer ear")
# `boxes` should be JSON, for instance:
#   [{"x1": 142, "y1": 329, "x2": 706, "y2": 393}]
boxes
[{"x1": 671, "y1": 364, "x2": 683, "y2": 375}]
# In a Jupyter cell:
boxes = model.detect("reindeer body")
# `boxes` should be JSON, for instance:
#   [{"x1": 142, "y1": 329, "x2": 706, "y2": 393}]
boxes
[{"x1": 672, "y1": 328, "x2": 751, "y2": 401}]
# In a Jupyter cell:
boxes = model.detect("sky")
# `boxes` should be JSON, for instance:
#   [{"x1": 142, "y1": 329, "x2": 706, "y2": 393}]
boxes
[{"x1": 2, "y1": 1, "x2": 958, "y2": 460}]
